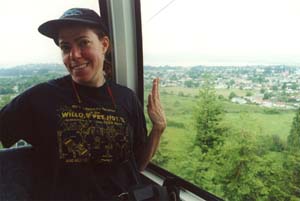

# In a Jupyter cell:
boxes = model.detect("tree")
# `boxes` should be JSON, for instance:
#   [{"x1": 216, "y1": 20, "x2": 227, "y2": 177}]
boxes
[
  {"x1": 246, "y1": 91, "x2": 253, "y2": 97},
  {"x1": 0, "y1": 87, "x2": 14, "y2": 94},
  {"x1": 152, "y1": 136, "x2": 169, "y2": 166},
  {"x1": 216, "y1": 126, "x2": 289, "y2": 201},
  {"x1": 184, "y1": 80, "x2": 193, "y2": 88},
  {"x1": 282, "y1": 83, "x2": 287, "y2": 90},
  {"x1": 271, "y1": 85, "x2": 278, "y2": 91},
  {"x1": 282, "y1": 150, "x2": 300, "y2": 200},
  {"x1": 0, "y1": 95, "x2": 12, "y2": 108},
  {"x1": 226, "y1": 79, "x2": 235, "y2": 89},
  {"x1": 285, "y1": 108, "x2": 300, "y2": 199},
  {"x1": 263, "y1": 92, "x2": 273, "y2": 100},
  {"x1": 229, "y1": 92, "x2": 237, "y2": 100},
  {"x1": 194, "y1": 79, "x2": 225, "y2": 153},
  {"x1": 260, "y1": 88, "x2": 266, "y2": 94},
  {"x1": 217, "y1": 129, "x2": 265, "y2": 201},
  {"x1": 287, "y1": 108, "x2": 300, "y2": 150},
  {"x1": 193, "y1": 89, "x2": 224, "y2": 193},
  {"x1": 169, "y1": 74, "x2": 178, "y2": 81},
  {"x1": 291, "y1": 83, "x2": 298, "y2": 90}
]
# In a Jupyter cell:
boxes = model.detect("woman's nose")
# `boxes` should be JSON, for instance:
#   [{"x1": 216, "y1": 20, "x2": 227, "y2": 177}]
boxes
[{"x1": 69, "y1": 46, "x2": 82, "y2": 60}]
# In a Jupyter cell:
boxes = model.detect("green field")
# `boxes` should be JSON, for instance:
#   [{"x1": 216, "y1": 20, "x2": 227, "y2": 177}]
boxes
[
  {"x1": 146, "y1": 87, "x2": 295, "y2": 141},
  {"x1": 147, "y1": 87, "x2": 295, "y2": 163},
  {"x1": 161, "y1": 86, "x2": 259, "y2": 98}
]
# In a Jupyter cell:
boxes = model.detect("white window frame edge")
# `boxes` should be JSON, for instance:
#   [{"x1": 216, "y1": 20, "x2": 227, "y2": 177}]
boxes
[{"x1": 106, "y1": 0, "x2": 138, "y2": 93}]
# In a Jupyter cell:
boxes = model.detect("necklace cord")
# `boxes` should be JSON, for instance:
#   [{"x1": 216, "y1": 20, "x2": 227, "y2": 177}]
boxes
[
  {"x1": 106, "y1": 84, "x2": 116, "y2": 109},
  {"x1": 72, "y1": 80, "x2": 82, "y2": 104},
  {"x1": 71, "y1": 80, "x2": 116, "y2": 109}
]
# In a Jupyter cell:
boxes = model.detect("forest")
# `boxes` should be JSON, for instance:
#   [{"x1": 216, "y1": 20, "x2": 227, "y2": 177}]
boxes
[{"x1": 147, "y1": 80, "x2": 300, "y2": 201}]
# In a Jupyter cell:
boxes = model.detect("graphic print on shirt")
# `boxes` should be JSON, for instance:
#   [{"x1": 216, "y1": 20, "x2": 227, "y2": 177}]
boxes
[{"x1": 57, "y1": 104, "x2": 130, "y2": 164}]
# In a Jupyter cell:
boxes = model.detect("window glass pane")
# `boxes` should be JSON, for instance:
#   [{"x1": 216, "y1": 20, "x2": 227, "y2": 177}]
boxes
[
  {"x1": 0, "y1": 0, "x2": 99, "y2": 149},
  {"x1": 141, "y1": 0, "x2": 300, "y2": 200}
]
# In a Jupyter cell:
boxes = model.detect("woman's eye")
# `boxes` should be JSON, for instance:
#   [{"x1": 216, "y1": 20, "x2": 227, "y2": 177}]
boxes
[
  {"x1": 60, "y1": 45, "x2": 70, "y2": 54},
  {"x1": 79, "y1": 40, "x2": 90, "y2": 48}
]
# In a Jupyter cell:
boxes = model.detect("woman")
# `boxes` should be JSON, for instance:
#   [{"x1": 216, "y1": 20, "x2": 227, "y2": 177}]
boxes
[{"x1": 0, "y1": 8, "x2": 166, "y2": 200}]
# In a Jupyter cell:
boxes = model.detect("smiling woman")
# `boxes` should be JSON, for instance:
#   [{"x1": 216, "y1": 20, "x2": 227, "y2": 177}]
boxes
[
  {"x1": 0, "y1": 1, "x2": 101, "y2": 147},
  {"x1": 0, "y1": 3, "x2": 167, "y2": 200}
]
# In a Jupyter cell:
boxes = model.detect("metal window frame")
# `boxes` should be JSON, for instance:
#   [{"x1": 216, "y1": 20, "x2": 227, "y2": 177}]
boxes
[
  {"x1": 99, "y1": 0, "x2": 144, "y2": 104},
  {"x1": 144, "y1": 163, "x2": 223, "y2": 201}
]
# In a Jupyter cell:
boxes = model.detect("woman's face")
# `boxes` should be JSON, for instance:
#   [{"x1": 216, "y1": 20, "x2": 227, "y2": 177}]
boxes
[{"x1": 58, "y1": 26, "x2": 109, "y2": 87}]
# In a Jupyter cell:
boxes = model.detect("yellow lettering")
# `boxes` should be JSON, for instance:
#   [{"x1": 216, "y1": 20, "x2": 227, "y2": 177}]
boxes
[
  {"x1": 78, "y1": 113, "x2": 84, "y2": 118},
  {"x1": 61, "y1": 112, "x2": 71, "y2": 118},
  {"x1": 85, "y1": 112, "x2": 91, "y2": 119}
]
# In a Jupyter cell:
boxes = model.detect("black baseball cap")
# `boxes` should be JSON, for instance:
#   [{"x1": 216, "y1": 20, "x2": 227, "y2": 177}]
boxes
[{"x1": 38, "y1": 8, "x2": 108, "y2": 45}]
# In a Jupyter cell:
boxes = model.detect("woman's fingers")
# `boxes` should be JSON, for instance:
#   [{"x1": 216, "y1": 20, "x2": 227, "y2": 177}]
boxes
[{"x1": 147, "y1": 78, "x2": 166, "y2": 129}]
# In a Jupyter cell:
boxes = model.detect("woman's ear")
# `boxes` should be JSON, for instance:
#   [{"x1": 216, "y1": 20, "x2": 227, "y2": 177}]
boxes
[{"x1": 101, "y1": 36, "x2": 110, "y2": 54}]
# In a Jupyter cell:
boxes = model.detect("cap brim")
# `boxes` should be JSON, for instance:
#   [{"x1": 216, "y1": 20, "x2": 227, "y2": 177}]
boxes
[{"x1": 38, "y1": 18, "x2": 100, "y2": 40}]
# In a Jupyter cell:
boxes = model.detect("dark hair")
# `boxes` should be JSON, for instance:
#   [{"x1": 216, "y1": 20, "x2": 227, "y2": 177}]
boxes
[
  {"x1": 90, "y1": 26, "x2": 113, "y2": 80},
  {"x1": 90, "y1": 26, "x2": 112, "y2": 55}
]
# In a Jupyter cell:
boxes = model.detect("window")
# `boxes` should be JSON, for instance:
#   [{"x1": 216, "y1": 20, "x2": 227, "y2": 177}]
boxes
[
  {"x1": 141, "y1": 0, "x2": 300, "y2": 200},
  {"x1": 0, "y1": 0, "x2": 100, "y2": 149}
]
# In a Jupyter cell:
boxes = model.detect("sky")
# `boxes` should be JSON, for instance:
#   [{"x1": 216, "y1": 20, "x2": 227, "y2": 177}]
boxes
[
  {"x1": 0, "y1": 0, "x2": 99, "y2": 68},
  {"x1": 1, "y1": 0, "x2": 300, "y2": 68},
  {"x1": 141, "y1": 0, "x2": 300, "y2": 66}
]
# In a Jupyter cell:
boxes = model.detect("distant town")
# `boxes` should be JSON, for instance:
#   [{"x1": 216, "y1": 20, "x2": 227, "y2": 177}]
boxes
[
  {"x1": 1, "y1": 64, "x2": 300, "y2": 109},
  {"x1": 144, "y1": 65, "x2": 300, "y2": 110}
]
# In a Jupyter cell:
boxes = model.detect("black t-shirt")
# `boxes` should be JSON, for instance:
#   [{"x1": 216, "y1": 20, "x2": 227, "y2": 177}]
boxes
[{"x1": 0, "y1": 75, "x2": 147, "y2": 200}]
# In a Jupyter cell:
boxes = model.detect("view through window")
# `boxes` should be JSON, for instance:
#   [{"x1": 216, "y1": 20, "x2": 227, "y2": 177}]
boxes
[
  {"x1": 141, "y1": 0, "x2": 300, "y2": 200},
  {"x1": 0, "y1": 0, "x2": 99, "y2": 148}
]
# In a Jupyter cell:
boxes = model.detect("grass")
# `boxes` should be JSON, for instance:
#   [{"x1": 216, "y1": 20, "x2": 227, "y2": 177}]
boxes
[
  {"x1": 224, "y1": 112, "x2": 294, "y2": 139},
  {"x1": 163, "y1": 127, "x2": 193, "y2": 152},
  {"x1": 161, "y1": 87, "x2": 199, "y2": 97},
  {"x1": 160, "y1": 86, "x2": 259, "y2": 98},
  {"x1": 145, "y1": 86, "x2": 295, "y2": 147}
]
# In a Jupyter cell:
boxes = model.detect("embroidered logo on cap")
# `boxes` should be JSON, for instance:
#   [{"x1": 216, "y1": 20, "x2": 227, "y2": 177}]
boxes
[{"x1": 61, "y1": 8, "x2": 83, "y2": 18}]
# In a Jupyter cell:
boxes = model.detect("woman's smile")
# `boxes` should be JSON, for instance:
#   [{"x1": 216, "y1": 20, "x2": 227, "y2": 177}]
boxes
[{"x1": 71, "y1": 62, "x2": 89, "y2": 72}]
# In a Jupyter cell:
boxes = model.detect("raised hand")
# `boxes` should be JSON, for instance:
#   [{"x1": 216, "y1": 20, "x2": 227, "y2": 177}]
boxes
[{"x1": 147, "y1": 78, "x2": 167, "y2": 132}]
